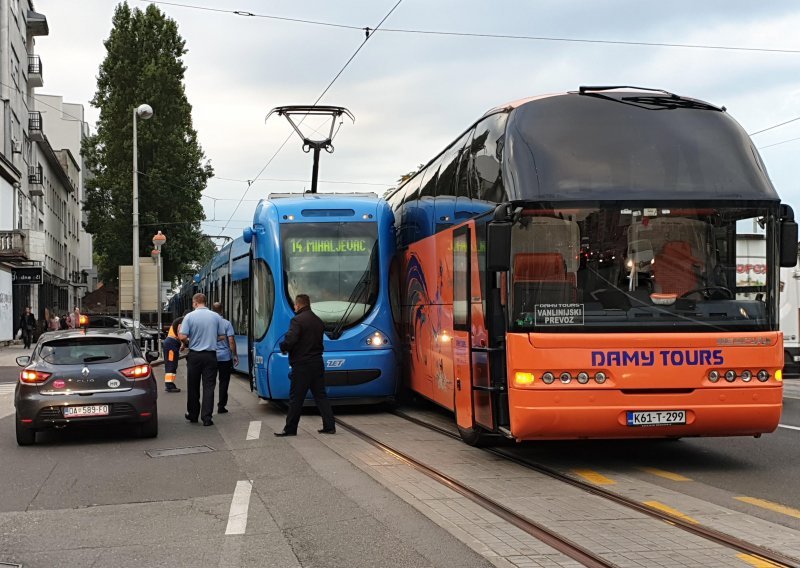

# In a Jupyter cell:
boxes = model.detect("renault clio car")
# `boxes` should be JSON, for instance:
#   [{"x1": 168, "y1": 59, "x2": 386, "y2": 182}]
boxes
[{"x1": 14, "y1": 328, "x2": 159, "y2": 446}]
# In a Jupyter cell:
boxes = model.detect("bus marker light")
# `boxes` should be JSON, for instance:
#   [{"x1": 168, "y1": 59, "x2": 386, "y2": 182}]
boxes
[
  {"x1": 725, "y1": 370, "x2": 736, "y2": 382},
  {"x1": 542, "y1": 372, "x2": 555, "y2": 384},
  {"x1": 775, "y1": 369, "x2": 783, "y2": 382},
  {"x1": 594, "y1": 372, "x2": 607, "y2": 384},
  {"x1": 560, "y1": 372, "x2": 572, "y2": 384},
  {"x1": 757, "y1": 370, "x2": 769, "y2": 382},
  {"x1": 708, "y1": 370, "x2": 720, "y2": 383},
  {"x1": 514, "y1": 372, "x2": 535, "y2": 386},
  {"x1": 740, "y1": 370, "x2": 752, "y2": 382},
  {"x1": 577, "y1": 372, "x2": 589, "y2": 384}
]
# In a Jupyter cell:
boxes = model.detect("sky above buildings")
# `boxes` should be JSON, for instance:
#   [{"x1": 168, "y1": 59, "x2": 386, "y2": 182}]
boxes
[{"x1": 35, "y1": 0, "x2": 800, "y2": 241}]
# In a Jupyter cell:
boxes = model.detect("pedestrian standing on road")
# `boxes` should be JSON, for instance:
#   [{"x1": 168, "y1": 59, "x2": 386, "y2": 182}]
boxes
[
  {"x1": 178, "y1": 293, "x2": 225, "y2": 426},
  {"x1": 59, "y1": 315, "x2": 69, "y2": 330},
  {"x1": 162, "y1": 315, "x2": 184, "y2": 393},
  {"x1": 212, "y1": 302, "x2": 238, "y2": 414},
  {"x1": 50, "y1": 312, "x2": 60, "y2": 331},
  {"x1": 275, "y1": 294, "x2": 335, "y2": 437},
  {"x1": 18, "y1": 307, "x2": 36, "y2": 349}
]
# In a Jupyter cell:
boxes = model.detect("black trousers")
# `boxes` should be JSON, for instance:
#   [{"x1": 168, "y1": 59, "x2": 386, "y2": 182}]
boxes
[
  {"x1": 284, "y1": 359, "x2": 335, "y2": 434},
  {"x1": 217, "y1": 359, "x2": 233, "y2": 410},
  {"x1": 21, "y1": 328, "x2": 33, "y2": 349},
  {"x1": 187, "y1": 350, "x2": 217, "y2": 422}
]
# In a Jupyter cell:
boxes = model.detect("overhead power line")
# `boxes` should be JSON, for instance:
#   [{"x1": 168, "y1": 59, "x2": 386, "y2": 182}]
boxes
[
  {"x1": 140, "y1": 0, "x2": 800, "y2": 54},
  {"x1": 749, "y1": 116, "x2": 800, "y2": 136},
  {"x1": 213, "y1": 176, "x2": 391, "y2": 187},
  {"x1": 218, "y1": 0, "x2": 404, "y2": 234},
  {"x1": 758, "y1": 136, "x2": 800, "y2": 150}
]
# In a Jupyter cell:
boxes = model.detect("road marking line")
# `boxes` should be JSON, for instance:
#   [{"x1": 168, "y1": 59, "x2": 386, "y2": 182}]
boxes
[
  {"x1": 573, "y1": 469, "x2": 615, "y2": 485},
  {"x1": 737, "y1": 552, "x2": 785, "y2": 567},
  {"x1": 778, "y1": 423, "x2": 800, "y2": 431},
  {"x1": 246, "y1": 421, "x2": 261, "y2": 440},
  {"x1": 643, "y1": 500, "x2": 699, "y2": 524},
  {"x1": 736, "y1": 496, "x2": 800, "y2": 519},
  {"x1": 225, "y1": 480, "x2": 253, "y2": 535},
  {"x1": 639, "y1": 466, "x2": 691, "y2": 481}
]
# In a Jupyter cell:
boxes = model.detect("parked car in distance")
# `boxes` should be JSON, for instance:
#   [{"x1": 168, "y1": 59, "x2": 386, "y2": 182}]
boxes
[
  {"x1": 14, "y1": 328, "x2": 160, "y2": 446},
  {"x1": 85, "y1": 315, "x2": 163, "y2": 344}
]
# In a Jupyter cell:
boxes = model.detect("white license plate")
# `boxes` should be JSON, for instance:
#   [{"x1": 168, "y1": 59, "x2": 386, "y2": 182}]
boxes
[
  {"x1": 627, "y1": 410, "x2": 686, "y2": 427},
  {"x1": 63, "y1": 405, "x2": 109, "y2": 417}
]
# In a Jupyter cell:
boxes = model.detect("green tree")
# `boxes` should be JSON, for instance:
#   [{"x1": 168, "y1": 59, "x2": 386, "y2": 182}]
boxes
[{"x1": 82, "y1": 2, "x2": 214, "y2": 283}]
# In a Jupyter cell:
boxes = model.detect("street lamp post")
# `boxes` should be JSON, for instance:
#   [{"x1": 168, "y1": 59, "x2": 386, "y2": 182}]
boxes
[
  {"x1": 152, "y1": 230, "x2": 166, "y2": 352},
  {"x1": 132, "y1": 103, "x2": 153, "y2": 340}
]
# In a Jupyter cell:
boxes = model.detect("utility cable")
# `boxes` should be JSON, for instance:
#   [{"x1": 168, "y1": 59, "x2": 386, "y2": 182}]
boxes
[
  {"x1": 749, "y1": 116, "x2": 800, "y2": 136},
  {"x1": 218, "y1": 0, "x2": 403, "y2": 234}
]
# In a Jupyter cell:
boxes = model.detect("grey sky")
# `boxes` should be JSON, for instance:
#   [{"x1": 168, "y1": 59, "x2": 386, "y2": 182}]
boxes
[{"x1": 35, "y1": 0, "x2": 800, "y2": 240}]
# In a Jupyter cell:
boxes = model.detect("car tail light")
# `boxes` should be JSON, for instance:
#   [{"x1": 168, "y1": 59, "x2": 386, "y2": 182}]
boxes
[
  {"x1": 20, "y1": 370, "x2": 51, "y2": 384},
  {"x1": 120, "y1": 364, "x2": 151, "y2": 379}
]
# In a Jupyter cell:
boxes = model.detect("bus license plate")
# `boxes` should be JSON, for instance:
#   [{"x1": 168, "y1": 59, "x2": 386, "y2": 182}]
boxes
[
  {"x1": 63, "y1": 405, "x2": 109, "y2": 417},
  {"x1": 627, "y1": 410, "x2": 685, "y2": 427}
]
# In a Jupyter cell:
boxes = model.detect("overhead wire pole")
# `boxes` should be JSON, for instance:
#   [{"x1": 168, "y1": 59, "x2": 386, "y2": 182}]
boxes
[{"x1": 218, "y1": 0, "x2": 404, "y2": 234}]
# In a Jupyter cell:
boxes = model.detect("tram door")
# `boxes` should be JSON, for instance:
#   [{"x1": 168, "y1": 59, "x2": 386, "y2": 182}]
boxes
[{"x1": 453, "y1": 227, "x2": 495, "y2": 430}]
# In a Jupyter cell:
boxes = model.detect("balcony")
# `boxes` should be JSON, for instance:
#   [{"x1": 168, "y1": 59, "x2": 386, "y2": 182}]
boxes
[
  {"x1": 28, "y1": 55, "x2": 43, "y2": 87},
  {"x1": 29, "y1": 111, "x2": 44, "y2": 142},
  {"x1": 27, "y1": 10, "x2": 49, "y2": 36},
  {"x1": 28, "y1": 165, "x2": 43, "y2": 196},
  {"x1": 0, "y1": 230, "x2": 29, "y2": 260}
]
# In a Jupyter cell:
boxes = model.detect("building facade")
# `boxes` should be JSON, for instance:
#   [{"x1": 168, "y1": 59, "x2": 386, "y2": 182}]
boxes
[{"x1": 0, "y1": 1, "x2": 93, "y2": 342}]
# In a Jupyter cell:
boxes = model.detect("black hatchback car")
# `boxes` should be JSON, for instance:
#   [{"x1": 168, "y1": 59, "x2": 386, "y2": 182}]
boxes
[{"x1": 14, "y1": 329, "x2": 159, "y2": 446}]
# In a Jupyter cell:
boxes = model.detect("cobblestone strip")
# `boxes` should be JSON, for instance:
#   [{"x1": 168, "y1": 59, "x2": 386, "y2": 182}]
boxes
[{"x1": 327, "y1": 414, "x2": 767, "y2": 568}]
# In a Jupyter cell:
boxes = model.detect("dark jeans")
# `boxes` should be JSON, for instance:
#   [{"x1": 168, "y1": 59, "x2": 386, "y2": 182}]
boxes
[
  {"x1": 217, "y1": 359, "x2": 233, "y2": 410},
  {"x1": 284, "y1": 359, "x2": 335, "y2": 434},
  {"x1": 187, "y1": 350, "x2": 217, "y2": 422},
  {"x1": 21, "y1": 328, "x2": 33, "y2": 349}
]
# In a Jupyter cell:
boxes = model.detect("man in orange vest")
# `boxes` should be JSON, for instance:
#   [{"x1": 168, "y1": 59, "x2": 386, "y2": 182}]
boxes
[{"x1": 163, "y1": 316, "x2": 184, "y2": 392}]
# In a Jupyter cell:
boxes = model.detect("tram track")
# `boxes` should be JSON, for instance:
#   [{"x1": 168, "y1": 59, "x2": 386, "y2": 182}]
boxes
[{"x1": 381, "y1": 409, "x2": 800, "y2": 568}]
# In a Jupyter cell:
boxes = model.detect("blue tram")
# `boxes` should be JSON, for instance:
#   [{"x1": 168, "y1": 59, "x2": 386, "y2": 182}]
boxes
[
  {"x1": 171, "y1": 193, "x2": 400, "y2": 404},
  {"x1": 242, "y1": 193, "x2": 399, "y2": 404}
]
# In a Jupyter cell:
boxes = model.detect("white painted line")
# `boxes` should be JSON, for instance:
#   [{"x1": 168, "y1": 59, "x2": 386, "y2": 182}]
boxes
[
  {"x1": 246, "y1": 421, "x2": 261, "y2": 441},
  {"x1": 778, "y1": 424, "x2": 800, "y2": 431},
  {"x1": 225, "y1": 480, "x2": 253, "y2": 535}
]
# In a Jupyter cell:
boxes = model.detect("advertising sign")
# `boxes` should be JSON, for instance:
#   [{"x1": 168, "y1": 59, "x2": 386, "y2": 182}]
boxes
[{"x1": 11, "y1": 267, "x2": 43, "y2": 285}]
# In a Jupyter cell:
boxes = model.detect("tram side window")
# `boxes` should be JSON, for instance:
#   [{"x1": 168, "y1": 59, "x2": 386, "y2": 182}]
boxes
[
  {"x1": 386, "y1": 186, "x2": 407, "y2": 249},
  {"x1": 400, "y1": 175, "x2": 423, "y2": 247},
  {"x1": 470, "y1": 113, "x2": 508, "y2": 204},
  {"x1": 231, "y1": 279, "x2": 250, "y2": 335},
  {"x1": 252, "y1": 259, "x2": 274, "y2": 340}
]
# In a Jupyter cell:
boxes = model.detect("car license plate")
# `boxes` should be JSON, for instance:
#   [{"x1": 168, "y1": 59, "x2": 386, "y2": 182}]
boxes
[
  {"x1": 627, "y1": 410, "x2": 686, "y2": 426},
  {"x1": 63, "y1": 405, "x2": 109, "y2": 417}
]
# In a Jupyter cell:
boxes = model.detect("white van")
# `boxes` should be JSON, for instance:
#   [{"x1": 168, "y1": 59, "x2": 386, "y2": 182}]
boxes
[{"x1": 780, "y1": 266, "x2": 800, "y2": 376}]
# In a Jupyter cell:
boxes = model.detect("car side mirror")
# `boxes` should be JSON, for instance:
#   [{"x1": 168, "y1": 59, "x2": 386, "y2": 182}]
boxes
[
  {"x1": 145, "y1": 351, "x2": 159, "y2": 363},
  {"x1": 16, "y1": 356, "x2": 30, "y2": 367}
]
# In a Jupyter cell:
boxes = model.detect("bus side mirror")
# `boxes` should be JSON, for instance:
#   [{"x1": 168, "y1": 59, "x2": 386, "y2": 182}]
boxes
[
  {"x1": 487, "y1": 222, "x2": 512, "y2": 272},
  {"x1": 780, "y1": 220, "x2": 798, "y2": 267}
]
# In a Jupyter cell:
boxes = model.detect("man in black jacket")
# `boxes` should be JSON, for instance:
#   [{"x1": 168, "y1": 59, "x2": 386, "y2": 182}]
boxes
[
  {"x1": 275, "y1": 294, "x2": 335, "y2": 436},
  {"x1": 18, "y1": 307, "x2": 36, "y2": 349}
]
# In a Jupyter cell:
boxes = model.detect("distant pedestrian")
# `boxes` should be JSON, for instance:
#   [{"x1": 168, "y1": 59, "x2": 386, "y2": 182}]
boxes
[
  {"x1": 212, "y1": 302, "x2": 238, "y2": 414},
  {"x1": 275, "y1": 294, "x2": 335, "y2": 437},
  {"x1": 18, "y1": 307, "x2": 36, "y2": 349},
  {"x1": 69, "y1": 306, "x2": 81, "y2": 329},
  {"x1": 49, "y1": 312, "x2": 60, "y2": 331},
  {"x1": 59, "y1": 315, "x2": 69, "y2": 330},
  {"x1": 162, "y1": 315, "x2": 184, "y2": 393},
  {"x1": 178, "y1": 293, "x2": 225, "y2": 426}
]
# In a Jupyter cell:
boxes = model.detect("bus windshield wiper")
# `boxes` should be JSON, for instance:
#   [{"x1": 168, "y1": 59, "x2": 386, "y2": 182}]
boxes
[
  {"x1": 620, "y1": 95, "x2": 721, "y2": 111},
  {"x1": 329, "y1": 242, "x2": 378, "y2": 340}
]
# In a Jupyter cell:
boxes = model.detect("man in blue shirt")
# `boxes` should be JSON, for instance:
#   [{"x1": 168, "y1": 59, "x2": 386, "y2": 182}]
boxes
[
  {"x1": 212, "y1": 302, "x2": 238, "y2": 414},
  {"x1": 179, "y1": 293, "x2": 225, "y2": 426}
]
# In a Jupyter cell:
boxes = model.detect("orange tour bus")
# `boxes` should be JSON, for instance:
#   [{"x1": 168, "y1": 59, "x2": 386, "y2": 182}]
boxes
[{"x1": 386, "y1": 86, "x2": 798, "y2": 445}]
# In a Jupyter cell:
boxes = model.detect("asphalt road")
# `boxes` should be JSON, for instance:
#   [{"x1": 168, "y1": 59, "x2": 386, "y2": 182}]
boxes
[{"x1": 0, "y1": 365, "x2": 491, "y2": 568}]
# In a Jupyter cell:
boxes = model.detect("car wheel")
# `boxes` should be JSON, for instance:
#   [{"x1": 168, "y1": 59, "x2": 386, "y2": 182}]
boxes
[
  {"x1": 16, "y1": 414, "x2": 36, "y2": 446},
  {"x1": 138, "y1": 407, "x2": 158, "y2": 438}
]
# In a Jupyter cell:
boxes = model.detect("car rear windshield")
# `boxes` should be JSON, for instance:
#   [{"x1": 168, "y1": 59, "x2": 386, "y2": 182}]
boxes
[{"x1": 38, "y1": 338, "x2": 132, "y2": 365}]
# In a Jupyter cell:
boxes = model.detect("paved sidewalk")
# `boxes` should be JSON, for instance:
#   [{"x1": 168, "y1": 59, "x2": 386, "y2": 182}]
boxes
[{"x1": 0, "y1": 343, "x2": 32, "y2": 367}]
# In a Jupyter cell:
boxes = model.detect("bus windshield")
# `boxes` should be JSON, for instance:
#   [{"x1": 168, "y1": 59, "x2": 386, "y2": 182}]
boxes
[
  {"x1": 509, "y1": 204, "x2": 777, "y2": 333},
  {"x1": 282, "y1": 222, "x2": 379, "y2": 331}
]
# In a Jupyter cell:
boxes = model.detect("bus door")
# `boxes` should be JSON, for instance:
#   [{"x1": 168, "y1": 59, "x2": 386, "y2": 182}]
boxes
[{"x1": 453, "y1": 226, "x2": 496, "y2": 430}]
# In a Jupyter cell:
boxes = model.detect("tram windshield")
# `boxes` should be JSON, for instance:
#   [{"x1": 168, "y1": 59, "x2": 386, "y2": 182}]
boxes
[
  {"x1": 508, "y1": 204, "x2": 777, "y2": 333},
  {"x1": 282, "y1": 222, "x2": 379, "y2": 330}
]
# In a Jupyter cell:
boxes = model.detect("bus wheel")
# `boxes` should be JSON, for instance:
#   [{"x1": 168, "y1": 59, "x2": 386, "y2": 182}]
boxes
[{"x1": 456, "y1": 422, "x2": 492, "y2": 447}]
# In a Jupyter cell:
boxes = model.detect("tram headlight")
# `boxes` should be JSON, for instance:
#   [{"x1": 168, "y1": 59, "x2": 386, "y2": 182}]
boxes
[
  {"x1": 366, "y1": 332, "x2": 389, "y2": 346},
  {"x1": 594, "y1": 372, "x2": 607, "y2": 384},
  {"x1": 560, "y1": 372, "x2": 572, "y2": 384},
  {"x1": 708, "y1": 370, "x2": 720, "y2": 383},
  {"x1": 725, "y1": 370, "x2": 737, "y2": 382},
  {"x1": 757, "y1": 370, "x2": 770, "y2": 382},
  {"x1": 740, "y1": 370, "x2": 752, "y2": 382},
  {"x1": 577, "y1": 372, "x2": 590, "y2": 384},
  {"x1": 542, "y1": 372, "x2": 555, "y2": 384}
]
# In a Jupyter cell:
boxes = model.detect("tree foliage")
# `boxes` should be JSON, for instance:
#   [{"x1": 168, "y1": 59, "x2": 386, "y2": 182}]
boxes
[{"x1": 82, "y1": 2, "x2": 214, "y2": 283}]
